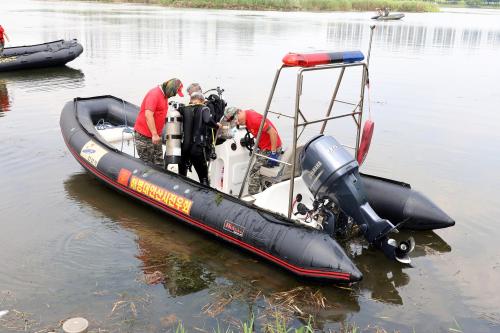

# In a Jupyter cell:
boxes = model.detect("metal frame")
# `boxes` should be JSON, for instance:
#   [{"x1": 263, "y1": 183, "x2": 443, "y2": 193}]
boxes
[{"x1": 238, "y1": 27, "x2": 376, "y2": 220}]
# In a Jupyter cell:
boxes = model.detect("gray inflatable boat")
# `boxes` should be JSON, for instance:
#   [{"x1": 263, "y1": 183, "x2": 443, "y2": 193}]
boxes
[{"x1": 0, "y1": 39, "x2": 83, "y2": 72}]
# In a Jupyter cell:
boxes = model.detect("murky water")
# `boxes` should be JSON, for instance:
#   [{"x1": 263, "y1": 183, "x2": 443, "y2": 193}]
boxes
[{"x1": 1, "y1": 1, "x2": 500, "y2": 332}]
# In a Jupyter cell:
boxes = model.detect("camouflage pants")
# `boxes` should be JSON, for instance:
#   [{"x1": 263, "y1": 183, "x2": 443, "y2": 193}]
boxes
[
  {"x1": 0, "y1": 42, "x2": 4, "y2": 56},
  {"x1": 248, "y1": 150, "x2": 272, "y2": 195},
  {"x1": 134, "y1": 131, "x2": 164, "y2": 167}
]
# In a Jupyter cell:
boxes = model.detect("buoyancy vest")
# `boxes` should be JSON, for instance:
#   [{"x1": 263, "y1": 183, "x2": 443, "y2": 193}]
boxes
[
  {"x1": 179, "y1": 104, "x2": 195, "y2": 154},
  {"x1": 206, "y1": 95, "x2": 227, "y2": 146},
  {"x1": 206, "y1": 94, "x2": 226, "y2": 122},
  {"x1": 192, "y1": 104, "x2": 212, "y2": 146}
]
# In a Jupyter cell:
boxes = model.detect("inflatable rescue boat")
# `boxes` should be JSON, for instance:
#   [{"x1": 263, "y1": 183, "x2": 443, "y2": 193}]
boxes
[
  {"x1": 60, "y1": 31, "x2": 454, "y2": 283},
  {"x1": 0, "y1": 39, "x2": 83, "y2": 72}
]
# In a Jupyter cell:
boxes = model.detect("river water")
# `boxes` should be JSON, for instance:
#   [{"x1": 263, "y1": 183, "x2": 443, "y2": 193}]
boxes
[{"x1": 1, "y1": 1, "x2": 499, "y2": 332}]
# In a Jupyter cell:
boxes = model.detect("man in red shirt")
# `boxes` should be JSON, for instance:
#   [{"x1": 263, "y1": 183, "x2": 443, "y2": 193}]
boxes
[
  {"x1": 226, "y1": 107, "x2": 282, "y2": 194},
  {"x1": 134, "y1": 78, "x2": 183, "y2": 167},
  {"x1": 0, "y1": 25, "x2": 10, "y2": 56}
]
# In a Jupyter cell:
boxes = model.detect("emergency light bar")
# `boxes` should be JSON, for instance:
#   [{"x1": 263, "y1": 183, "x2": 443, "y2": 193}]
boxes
[{"x1": 282, "y1": 51, "x2": 365, "y2": 67}]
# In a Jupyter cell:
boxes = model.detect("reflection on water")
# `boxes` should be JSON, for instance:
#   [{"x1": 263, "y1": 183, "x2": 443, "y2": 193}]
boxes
[
  {"x1": 33, "y1": 5, "x2": 500, "y2": 69},
  {"x1": 327, "y1": 22, "x2": 499, "y2": 52},
  {"x1": 0, "y1": 66, "x2": 85, "y2": 92},
  {"x1": 0, "y1": 81, "x2": 10, "y2": 113},
  {"x1": 0, "y1": 66, "x2": 84, "y2": 118},
  {"x1": 352, "y1": 231, "x2": 452, "y2": 305}
]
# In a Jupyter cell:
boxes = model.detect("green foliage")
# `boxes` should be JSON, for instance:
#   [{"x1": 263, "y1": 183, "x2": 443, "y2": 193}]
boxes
[
  {"x1": 242, "y1": 315, "x2": 254, "y2": 333},
  {"x1": 157, "y1": 316, "x2": 364, "y2": 333},
  {"x1": 151, "y1": 0, "x2": 440, "y2": 12},
  {"x1": 465, "y1": 0, "x2": 483, "y2": 6},
  {"x1": 176, "y1": 321, "x2": 187, "y2": 333},
  {"x1": 351, "y1": 0, "x2": 439, "y2": 12}
]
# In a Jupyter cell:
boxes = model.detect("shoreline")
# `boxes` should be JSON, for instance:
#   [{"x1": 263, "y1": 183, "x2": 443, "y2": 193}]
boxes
[{"x1": 69, "y1": 0, "x2": 440, "y2": 12}]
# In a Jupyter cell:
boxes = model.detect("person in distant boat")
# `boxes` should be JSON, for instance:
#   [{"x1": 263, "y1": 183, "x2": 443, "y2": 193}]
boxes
[
  {"x1": 225, "y1": 107, "x2": 282, "y2": 195},
  {"x1": 376, "y1": 8, "x2": 383, "y2": 17},
  {"x1": 178, "y1": 92, "x2": 220, "y2": 186},
  {"x1": 0, "y1": 25, "x2": 10, "y2": 56},
  {"x1": 384, "y1": 7, "x2": 390, "y2": 17},
  {"x1": 134, "y1": 78, "x2": 184, "y2": 167}
]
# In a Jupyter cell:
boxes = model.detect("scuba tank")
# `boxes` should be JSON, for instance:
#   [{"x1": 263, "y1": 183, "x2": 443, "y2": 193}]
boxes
[{"x1": 164, "y1": 104, "x2": 183, "y2": 165}]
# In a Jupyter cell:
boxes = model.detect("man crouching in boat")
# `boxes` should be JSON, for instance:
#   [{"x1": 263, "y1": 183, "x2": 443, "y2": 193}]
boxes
[
  {"x1": 226, "y1": 107, "x2": 282, "y2": 195},
  {"x1": 134, "y1": 78, "x2": 184, "y2": 167},
  {"x1": 179, "y1": 92, "x2": 221, "y2": 186}
]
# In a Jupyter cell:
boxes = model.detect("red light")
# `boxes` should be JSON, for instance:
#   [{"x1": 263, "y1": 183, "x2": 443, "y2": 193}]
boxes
[
  {"x1": 282, "y1": 51, "x2": 365, "y2": 67},
  {"x1": 282, "y1": 53, "x2": 331, "y2": 67}
]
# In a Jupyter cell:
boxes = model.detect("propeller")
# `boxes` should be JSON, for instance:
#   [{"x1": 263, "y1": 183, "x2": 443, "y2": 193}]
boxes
[
  {"x1": 394, "y1": 237, "x2": 415, "y2": 264},
  {"x1": 380, "y1": 237, "x2": 415, "y2": 264}
]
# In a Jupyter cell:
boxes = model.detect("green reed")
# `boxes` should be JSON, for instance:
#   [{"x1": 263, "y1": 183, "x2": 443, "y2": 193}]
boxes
[{"x1": 83, "y1": 0, "x2": 440, "y2": 12}]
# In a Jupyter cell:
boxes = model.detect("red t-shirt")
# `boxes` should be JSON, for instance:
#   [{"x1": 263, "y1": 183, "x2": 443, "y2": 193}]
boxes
[
  {"x1": 244, "y1": 109, "x2": 282, "y2": 151},
  {"x1": 0, "y1": 26, "x2": 4, "y2": 42},
  {"x1": 134, "y1": 86, "x2": 168, "y2": 138}
]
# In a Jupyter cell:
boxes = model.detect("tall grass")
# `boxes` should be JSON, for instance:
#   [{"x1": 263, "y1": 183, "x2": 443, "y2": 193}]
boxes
[
  {"x1": 173, "y1": 314, "x2": 338, "y2": 332},
  {"x1": 85, "y1": 0, "x2": 440, "y2": 12}
]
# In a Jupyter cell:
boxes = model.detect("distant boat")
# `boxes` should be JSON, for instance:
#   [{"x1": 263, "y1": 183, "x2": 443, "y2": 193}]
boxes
[
  {"x1": 371, "y1": 13, "x2": 405, "y2": 21},
  {"x1": 0, "y1": 39, "x2": 83, "y2": 72}
]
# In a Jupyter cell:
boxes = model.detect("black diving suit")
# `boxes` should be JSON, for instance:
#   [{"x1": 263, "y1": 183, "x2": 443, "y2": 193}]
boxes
[{"x1": 178, "y1": 104, "x2": 219, "y2": 185}]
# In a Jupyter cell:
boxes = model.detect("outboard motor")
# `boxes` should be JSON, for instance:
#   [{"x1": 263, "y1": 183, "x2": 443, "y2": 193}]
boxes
[
  {"x1": 164, "y1": 103, "x2": 183, "y2": 165},
  {"x1": 300, "y1": 135, "x2": 415, "y2": 263}
]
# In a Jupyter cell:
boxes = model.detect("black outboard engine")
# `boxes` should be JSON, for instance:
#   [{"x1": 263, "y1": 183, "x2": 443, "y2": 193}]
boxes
[{"x1": 301, "y1": 135, "x2": 415, "y2": 263}]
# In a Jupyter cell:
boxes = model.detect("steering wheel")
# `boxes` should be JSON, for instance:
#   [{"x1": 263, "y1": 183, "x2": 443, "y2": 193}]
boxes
[{"x1": 240, "y1": 130, "x2": 255, "y2": 154}]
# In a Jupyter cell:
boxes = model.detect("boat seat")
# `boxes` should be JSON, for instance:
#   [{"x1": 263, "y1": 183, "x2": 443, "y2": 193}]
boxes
[{"x1": 259, "y1": 145, "x2": 303, "y2": 183}]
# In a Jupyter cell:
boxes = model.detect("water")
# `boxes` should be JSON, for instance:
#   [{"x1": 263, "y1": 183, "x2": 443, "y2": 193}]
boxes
[{"x1": 1, "y1": 1, "x2": 500, "y2": 332}]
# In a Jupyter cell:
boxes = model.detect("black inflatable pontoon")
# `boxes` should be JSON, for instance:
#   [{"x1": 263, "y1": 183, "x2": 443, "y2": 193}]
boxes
[
  {"x1": 0, "y1": 39, "x2": 83, "y2": 72},
  {"x1": 61, "y1": 96, "x2": 363, "y2": 283}
]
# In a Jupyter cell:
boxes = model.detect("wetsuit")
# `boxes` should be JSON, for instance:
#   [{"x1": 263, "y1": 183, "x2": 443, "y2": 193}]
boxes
[{"x1": 179, "y1": 104, "x2": 218, "y2": 185}]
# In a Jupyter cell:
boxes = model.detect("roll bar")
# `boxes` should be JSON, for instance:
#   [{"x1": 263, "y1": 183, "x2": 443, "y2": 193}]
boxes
[{"x1": 238, "y1": 26, "x2": 377, "y2": 220}]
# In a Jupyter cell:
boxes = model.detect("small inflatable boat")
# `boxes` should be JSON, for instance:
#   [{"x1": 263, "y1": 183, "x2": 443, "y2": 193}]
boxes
[
  {"x1": 0, "y1": 39, "x2": 83, "y2": 72},
  {"x1": 371, "y1": 13, "x2": 405, "y2": 21}
]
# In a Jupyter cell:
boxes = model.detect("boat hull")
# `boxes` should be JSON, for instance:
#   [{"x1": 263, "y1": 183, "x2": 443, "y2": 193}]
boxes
[
  {"x1": 60, "y1": 96, "x2": 362, "y2": 283},
  {"x1": 0, "y1": 39, "x2": 83, "y2": 72},
  {"x1": 371, "y1": 14, "x2": 405, "y2": 21}
]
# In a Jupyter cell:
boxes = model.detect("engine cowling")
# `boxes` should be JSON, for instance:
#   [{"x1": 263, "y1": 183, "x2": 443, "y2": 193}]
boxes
[{"x1": 300, "y1": 135, "x2": 414, "y2": 263}]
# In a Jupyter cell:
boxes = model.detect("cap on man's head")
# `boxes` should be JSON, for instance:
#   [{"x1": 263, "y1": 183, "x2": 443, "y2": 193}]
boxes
[
  {"x1": 224, "y1": 106, "x2": 240, "y2": 121},
  {"x1": 163, "y1": 78, "x2": 184, "y2": 98}
]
